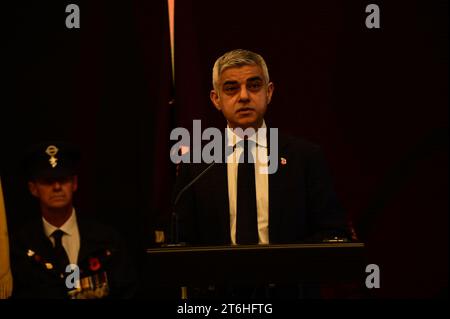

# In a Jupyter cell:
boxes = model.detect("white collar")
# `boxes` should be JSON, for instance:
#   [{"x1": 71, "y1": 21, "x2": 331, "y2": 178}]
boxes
[
  {"x1": 226, "y1": 120, "x2": 268, "y2": 149},
  {"x1": 42, "y1": 208, "x2": 77, "y2": 238}
]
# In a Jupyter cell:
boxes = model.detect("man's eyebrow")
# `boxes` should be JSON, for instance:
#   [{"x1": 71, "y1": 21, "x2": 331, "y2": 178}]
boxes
[
  {"x1": 247, "y1": 76, "x2": 263, "y2": 83},
  {"x1": 223, "y1": 77, "x2": 263, "y2": 86},
  {"x1": 246, "y1": 76, "x2": 263, "y2": 82},
  {"x1": 223, "y1": 80, "x2": 239, "y2": 86}
]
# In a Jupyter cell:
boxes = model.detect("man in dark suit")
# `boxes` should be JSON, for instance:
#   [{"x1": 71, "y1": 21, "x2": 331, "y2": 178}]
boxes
[
  {"x1": 10, "y1": 141, "x2": 136, "y2": 298},
  {"x1": 173, "y1": 50, "x2": 350, "y2": 298},
  {"x1": 175, "y1": 49, "x2": 349, "y2": 246}
]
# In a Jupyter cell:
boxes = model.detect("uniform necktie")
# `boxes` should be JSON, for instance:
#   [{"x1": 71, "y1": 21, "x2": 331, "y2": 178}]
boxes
[
  {"x1": 236, "y1": 140, "x2": 258, "y2": 244},
  {"x1": 52, "y1": 229, "x2": 70, "y2": 275}
]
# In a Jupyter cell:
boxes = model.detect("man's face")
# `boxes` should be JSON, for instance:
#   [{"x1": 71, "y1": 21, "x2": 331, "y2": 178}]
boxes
[
  {"x1": 210, "y1": 64, "x2": 274, "y2": 130},
  {"x1": 28, "y1": 176, "x2": 77, "y2": 210}
]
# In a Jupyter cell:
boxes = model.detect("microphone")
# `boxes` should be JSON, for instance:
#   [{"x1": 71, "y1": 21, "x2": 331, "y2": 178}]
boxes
[{"x1": 167, "y1": 144, "x2": 236, "y2": 246}]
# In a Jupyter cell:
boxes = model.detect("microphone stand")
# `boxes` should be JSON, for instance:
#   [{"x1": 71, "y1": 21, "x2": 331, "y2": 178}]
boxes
[
  {"x1": 167, "y1": 144, "x2": 236, "y2": 246},
  {"x1": 167, "y1": 161, "x2": 217, "y2": 246},
  {"x1": 164, "y1": 145, "x2": 234, "y2": 300}
]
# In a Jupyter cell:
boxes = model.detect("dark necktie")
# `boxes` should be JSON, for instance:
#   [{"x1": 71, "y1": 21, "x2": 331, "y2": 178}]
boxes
[
  {"x1": 52, "y1": 229, "x2": 70, "y2": 275},
  {"x1": 236, "y1": 140, "x2": 258, "y2": 244}
]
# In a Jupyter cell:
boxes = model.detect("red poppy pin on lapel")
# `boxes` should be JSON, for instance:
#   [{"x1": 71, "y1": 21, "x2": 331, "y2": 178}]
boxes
[
  {"x1": 89, "y1": 257, "x2": 101, "y2": 272},
  {"x1": 281, "y1": 157, "x2": 287, "y2": 165}
]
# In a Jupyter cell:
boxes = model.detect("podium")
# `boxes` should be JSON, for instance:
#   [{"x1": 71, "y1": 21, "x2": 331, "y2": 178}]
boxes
[{"x1": 143, "y1": 243, "x2": 366, "y2": 297}]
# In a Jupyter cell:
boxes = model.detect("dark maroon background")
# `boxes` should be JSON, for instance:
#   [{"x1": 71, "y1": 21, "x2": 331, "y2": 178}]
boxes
[{"x1": 3, "y1": 0, "x2": 448, "y2": 298}]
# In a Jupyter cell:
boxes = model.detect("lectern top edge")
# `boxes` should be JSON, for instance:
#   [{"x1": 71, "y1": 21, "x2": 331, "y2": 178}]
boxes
[{"x1": 146, "y1": 242, "x2": 365, "y2": 254}]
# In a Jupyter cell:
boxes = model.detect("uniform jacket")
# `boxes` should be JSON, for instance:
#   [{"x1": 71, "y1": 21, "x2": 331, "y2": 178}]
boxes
[{"x1": 10, "y1": 214, "x2": 136, "y2": 298}]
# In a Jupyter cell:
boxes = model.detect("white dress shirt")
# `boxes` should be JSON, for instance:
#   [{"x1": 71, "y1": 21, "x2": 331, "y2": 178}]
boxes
[
  {"x1": 42, "y1": 208, "x2": 80, "y2": 265},
  {"x1": 226, "y1": 121, "x2": 270, "y2": 245}
]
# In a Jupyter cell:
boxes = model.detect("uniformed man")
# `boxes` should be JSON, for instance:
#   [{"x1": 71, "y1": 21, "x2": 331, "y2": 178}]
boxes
[{"x1": 10, "y1": 141, "x2": 136, "y2": 299}]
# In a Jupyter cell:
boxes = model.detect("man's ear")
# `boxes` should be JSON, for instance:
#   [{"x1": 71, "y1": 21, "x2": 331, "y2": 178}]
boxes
[
  {"x1": 28, "y1": 181, "x2": 38, "y2": 198},
  {"x1": 210, "y1": 90, "x2": 221, "y2": 111},
  {"x1": 267, "y1": 82, "x2": 274, "y2": 104},
  {"x1": 72, "y1": 176, "x2": 78, "y2": 192}
]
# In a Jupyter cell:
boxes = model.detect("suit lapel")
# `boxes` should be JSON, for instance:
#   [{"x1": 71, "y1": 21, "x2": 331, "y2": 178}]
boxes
[
  {"x1": 216, "y1": 132, "x2": 231, "y2": 243},
  {"x1": 198, "y1": 133, "x2": 231, "y2": 244},
  {"x1": 25, "y1": 219, "x2": 55, "y2": 259},
  {"x1": 206, "y1": 138, "x2": 230, "y2": 243},
  {"x1": 16, "y1": 218, "x2": 61, "y2": 278},
  {"x1": 77, "y1": 219, "x2": 99, "y2": 263}
]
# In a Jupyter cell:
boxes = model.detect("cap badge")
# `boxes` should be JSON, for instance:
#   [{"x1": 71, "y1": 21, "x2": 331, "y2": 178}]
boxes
[{"x1": 45, "y1": 145, "x2": 59, "y2": 168}]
